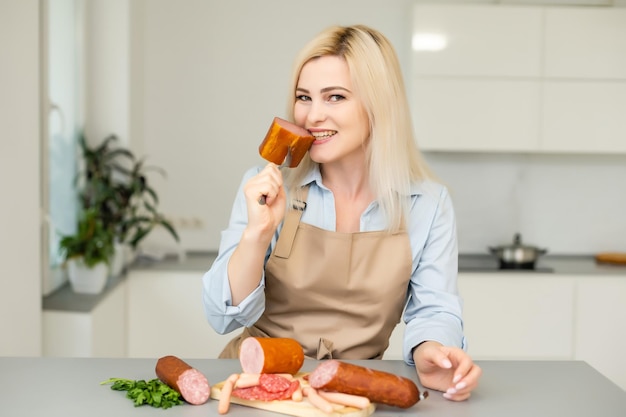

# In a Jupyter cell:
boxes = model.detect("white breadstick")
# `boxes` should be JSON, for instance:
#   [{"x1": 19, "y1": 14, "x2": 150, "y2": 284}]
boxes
[
  {"x1": 235, "y1": 373, "x2": 260, "y2": 388},
  {"x1": 317, "y1": 391, "x2": 371, "y2": 409},
  {"x1": 303, "y1": 387, "x2": 333, "y2": 413},
  {"x1": 291, "y1": 385, "x2": 303, "y2": 402},
  {"x1": 218, "y1": 374, "x2": 240, "y2": 415}
]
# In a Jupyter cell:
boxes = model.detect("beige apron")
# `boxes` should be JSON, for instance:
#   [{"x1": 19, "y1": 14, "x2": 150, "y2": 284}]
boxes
[{"x1": 219, "y1": 187, "x2": 412, "y2": 360}]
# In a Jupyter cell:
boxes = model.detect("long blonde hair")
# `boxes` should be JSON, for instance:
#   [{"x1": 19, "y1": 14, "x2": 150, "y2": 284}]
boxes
[{"x1": 285, "y1": 25, "x2": 433, "y2": 232}]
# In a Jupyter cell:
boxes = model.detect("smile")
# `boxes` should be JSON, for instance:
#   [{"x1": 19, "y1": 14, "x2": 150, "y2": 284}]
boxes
[{"x1": 311, "y1": 130, "x2": 337, "y2": 140}]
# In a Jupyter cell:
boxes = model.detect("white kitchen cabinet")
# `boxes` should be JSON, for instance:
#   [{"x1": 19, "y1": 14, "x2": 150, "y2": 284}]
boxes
[
  {"x1": 413, "y1": 79, "x2": 541, "y2": 152},
  {"x1": 458, "y1": 273, "x2": 576, "y2": 360},
  {"x1": 410, "y1": 4, "x2": 626, "y2": 154},
  {"x1": 541, "y1": 81, "x2": 626, "y2": 153},
  {"x1": 412, "y1": 5, "x2": 543, "y2": 77},
  {"x1": 43, "y1": 281, "x2": 127, "y2": 358},
  {"x1": 545, "y1": 8, "x2": 626, "y2": 79},
  {"x1": 575, "y1": 276, "x2": 626, "y2": 391},
  {"x1": 126, "y1": 270, "x2": 233, "y2": 359}
]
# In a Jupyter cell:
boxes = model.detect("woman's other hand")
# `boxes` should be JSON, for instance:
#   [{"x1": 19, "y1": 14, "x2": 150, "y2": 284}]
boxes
[{"x1": 412, "y1": 341, "x2": 482, "y2": 401}]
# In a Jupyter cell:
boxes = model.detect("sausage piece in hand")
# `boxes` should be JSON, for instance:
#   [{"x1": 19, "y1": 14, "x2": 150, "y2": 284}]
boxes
[{"x1": 155, "y1": 355, "x2": 210, "y2": 405}]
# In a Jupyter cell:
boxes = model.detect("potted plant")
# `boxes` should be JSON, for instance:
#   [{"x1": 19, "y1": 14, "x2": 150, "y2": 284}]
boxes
[
  {"x1": 59, "y1": 207, "x2": 115, "y2": 294},
  {"x1": 77, "y1": 134, "x2": 179, "y2": 274}
]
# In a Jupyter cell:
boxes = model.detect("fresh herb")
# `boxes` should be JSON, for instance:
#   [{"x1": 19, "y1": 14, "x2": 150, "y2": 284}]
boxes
[{"x1": 101, "y1": 378, "x2": 184, "y2": 409}]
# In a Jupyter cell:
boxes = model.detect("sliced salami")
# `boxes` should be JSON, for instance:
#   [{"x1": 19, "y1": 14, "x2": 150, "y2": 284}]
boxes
[
  {"x1": 232, "y1": 380, "x2": 300, "y2": 401},
  {"x1": 259, "y1": 374, "x2": 292, "y2": 393}
]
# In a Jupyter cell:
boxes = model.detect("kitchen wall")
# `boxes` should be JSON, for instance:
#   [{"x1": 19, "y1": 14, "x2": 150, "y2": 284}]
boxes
[
  {"x1": 129, "y1": 0, "x2": 626, "y2": 256},
  {"x1": 0, "y1": 0, "x2": 41, "y2": 356}
]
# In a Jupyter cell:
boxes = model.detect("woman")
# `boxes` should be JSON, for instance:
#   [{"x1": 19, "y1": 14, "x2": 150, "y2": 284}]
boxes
[{"x1": 202, "y1": 24, "x2": 481, "y2": 401}]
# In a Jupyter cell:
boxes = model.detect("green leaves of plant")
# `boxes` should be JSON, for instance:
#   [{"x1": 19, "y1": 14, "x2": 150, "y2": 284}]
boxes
[{"x1": 101, "y1": 377, "x2": 184, "y2": 409}]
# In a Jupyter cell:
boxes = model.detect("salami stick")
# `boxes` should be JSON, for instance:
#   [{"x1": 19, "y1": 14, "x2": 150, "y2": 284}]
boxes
[
  {"x1": 308, "y1": 360, "x2": 425, "y2": 408},
  {"x1": 155, "y1": 355, "x2": 210, "y2": 405}
]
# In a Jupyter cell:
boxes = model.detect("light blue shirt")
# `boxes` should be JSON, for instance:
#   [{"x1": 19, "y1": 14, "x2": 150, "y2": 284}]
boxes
[{"x1": 202, "y1": 165, "x2": 466, "y2": 366}]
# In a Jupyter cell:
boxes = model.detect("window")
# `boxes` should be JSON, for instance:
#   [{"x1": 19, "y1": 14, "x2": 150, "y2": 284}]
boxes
[{"x1": 42, "y1": 0, "x2": 83, "y2": 295}]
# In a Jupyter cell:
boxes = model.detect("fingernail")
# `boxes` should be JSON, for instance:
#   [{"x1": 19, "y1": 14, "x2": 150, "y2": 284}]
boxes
[
  {"x1": 443, "y1": 359, "x2": 452, "y2": 368},
  {"x1": 455, "y1": 381, "x2": 466, "y2": 390},
  {"x1": 452, "y1": 374, "x2": 462, "y2": 384},
  {"x1": 443, "y1": 393, "x2": 453, "y2": 400},
  {"x1": 446, "y1": 388, "x2": 457, "y2": 395}
]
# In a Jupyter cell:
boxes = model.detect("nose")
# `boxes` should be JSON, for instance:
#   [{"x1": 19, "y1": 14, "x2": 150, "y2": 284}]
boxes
[{"x1": 306, "y1": 100, "x2": 327, "y2": 125}]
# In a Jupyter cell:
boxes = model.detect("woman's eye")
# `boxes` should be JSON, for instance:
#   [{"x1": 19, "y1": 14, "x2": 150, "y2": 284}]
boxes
[
  {"x1": 296, "y1": 95, "x2": 311, "y2": 102},
  {"x1": 328, "y1": 94, "x2": 345, "y2": 102}
]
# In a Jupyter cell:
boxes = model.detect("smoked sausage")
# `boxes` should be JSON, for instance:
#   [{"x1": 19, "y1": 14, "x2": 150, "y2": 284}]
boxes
[
  {"x1": 155, "y1": 355, "x2": 210, "y2": 405},
  {"x1": 308, "y1": 360, "x2": 425, "y2": 408},
  {"x1": 239, "y1": 337, "x2": 304, "y2": 375},
  {"x1": 258, "y1": 117, "x2": 314, "y2": 168}
]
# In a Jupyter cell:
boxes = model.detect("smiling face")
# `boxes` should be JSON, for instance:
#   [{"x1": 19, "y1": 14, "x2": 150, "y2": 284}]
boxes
[{"x1": 293, "y1": 55, "x2": 370, "y2": 166}]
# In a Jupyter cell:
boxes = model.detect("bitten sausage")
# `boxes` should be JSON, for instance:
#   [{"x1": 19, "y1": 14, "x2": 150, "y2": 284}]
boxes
[
  {"x1": 239, "y1": 337, "x2": 304, "y2": 375},
  {"x1": 258, "y1": 117, "x2": 314, "y2": 167},
  {"x1": 155, "y1": 355, "x2": 210, "y2": 405},
  {"x1": 308, "y1": 360, "x2": 424, "y2": 408}
]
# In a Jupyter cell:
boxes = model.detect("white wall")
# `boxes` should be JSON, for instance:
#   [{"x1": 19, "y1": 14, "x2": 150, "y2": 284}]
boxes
[
  {"x1": 131, "y1": 0, "x2": 626, "y2": 255},
  {"x1": 130, "y1": 0, "x2": 413, "y2": 253},
  {"x1": 0, "y1": 0, "x2": 42, "y2": 356}
]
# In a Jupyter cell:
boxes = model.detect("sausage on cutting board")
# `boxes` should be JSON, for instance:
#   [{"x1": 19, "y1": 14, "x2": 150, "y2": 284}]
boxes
[
  {"x1": 239, "y1": 337, "x2": 304, "y2": 375},
  {"x1": 308, "y1": 360, "x2": 425, "y2": 408},
  {"x1": 155, "y1": 355, "x2": 210, "y2": 405}
]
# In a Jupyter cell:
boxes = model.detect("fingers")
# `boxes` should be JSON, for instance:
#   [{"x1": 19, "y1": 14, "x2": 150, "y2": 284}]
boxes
[
  {"x1": 440, "y1": 347, "x2": 482, "y2": 402},
  {"x1": 245, "y1": 163, "x2": 284, "y2": 206},
  {"x1": 443, "y1": 363, "x2": 481, "y2": 401}
]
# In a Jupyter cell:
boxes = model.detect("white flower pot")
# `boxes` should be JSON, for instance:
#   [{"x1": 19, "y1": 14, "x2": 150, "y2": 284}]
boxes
[
  {"x1": 68, "y1": 258, "x2": 109, "y2": 294},
  {"x1": 109, "y1": 242, "x2": 126, "y2": 278}
]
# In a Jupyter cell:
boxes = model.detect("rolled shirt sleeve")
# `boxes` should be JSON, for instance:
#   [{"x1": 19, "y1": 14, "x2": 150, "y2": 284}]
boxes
[
  {"x1": 402, "y1": 183, "x2": 466, "y2": 365},
  {"x1": 201, "y1": 167, "x2": 274, "y2": 334}
]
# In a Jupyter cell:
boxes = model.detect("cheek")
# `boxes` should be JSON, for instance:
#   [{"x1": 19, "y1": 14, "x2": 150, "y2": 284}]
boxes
[{"x1": 293, "y1": 104, "x2": 307, "y2": 125}]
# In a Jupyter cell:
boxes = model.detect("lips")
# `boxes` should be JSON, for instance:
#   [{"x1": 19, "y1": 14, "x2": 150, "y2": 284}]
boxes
[{"x1": 310, "y1": 130, "x2": 336, "y2": 144}]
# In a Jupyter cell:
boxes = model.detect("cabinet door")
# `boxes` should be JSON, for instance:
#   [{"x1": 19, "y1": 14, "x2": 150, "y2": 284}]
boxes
[
  {"x1": 575, "y1": 277, "x2": 626, "y2": 391},
  {"x1": 458, "y1": 273, "x2": 575, "y2": 359},
  {"x1": 127, "y1": 271, "x2": 234, "y2": 358},
  {"x1": 413, "y1": 79, "x2": 541, "y2": 151},
  {"x1": 541, "y1": 81, "x2": 626, "y2": 153},
  {"x1": 412, "y1": 5, "x2": 543, "y2": 77},
  {"x1": 545, "y1": 8, "x2": 626, "y2": 79}
]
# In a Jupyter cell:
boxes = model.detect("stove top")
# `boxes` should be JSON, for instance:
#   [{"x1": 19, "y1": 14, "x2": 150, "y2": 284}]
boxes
[{"x1": 458, "y1": 254, "x2": 554, "y2": 273}]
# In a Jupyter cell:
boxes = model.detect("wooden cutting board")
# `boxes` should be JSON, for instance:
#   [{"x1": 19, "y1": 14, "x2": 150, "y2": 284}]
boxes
[
  {"x1": 595, "y1": 252, "x2": 626, "y2": 265},
  {"x1": 210, "y1": 376, "x2": 375, "y2": 417}
]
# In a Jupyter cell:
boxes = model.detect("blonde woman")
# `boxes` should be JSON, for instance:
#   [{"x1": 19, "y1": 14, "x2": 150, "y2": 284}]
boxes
[{"x1": 202, "y1": 25, "x2": 481, "y2": 401}]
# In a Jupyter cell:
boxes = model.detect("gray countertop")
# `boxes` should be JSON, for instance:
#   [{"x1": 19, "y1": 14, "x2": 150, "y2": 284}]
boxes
[{"x1": 1, "y1": 358, "x2": 624, "y2": 417}]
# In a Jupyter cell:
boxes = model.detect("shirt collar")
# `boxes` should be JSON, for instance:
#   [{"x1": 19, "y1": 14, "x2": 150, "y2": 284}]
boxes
[{"x1": 299, "y1": 165, "x2": 427, "y2": 197}]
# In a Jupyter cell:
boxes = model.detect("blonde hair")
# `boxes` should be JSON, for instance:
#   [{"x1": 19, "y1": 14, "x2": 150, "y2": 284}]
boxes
[{"x1": 284, "y1": 25, "x2": 433, "y2": 232}]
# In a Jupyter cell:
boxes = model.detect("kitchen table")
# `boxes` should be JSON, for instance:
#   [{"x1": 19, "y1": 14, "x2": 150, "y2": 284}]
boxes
[{"x1": 1, "y1": 358, "x2": 624, "y2": 417}]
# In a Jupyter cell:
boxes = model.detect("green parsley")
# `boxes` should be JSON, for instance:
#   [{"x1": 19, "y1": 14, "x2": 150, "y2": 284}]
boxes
[{"x1": 101, "y1": 378, "x2": 184, "y2": 409}]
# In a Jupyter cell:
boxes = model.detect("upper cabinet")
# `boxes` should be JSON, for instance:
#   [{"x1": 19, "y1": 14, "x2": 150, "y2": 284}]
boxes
[
  {"x1": 544, "y1": 8, "x2": 626, "y2": 79},
  {"x1": 412, "y1": 5, "x2": 543, "y2": 77},
  {"x1": 411, "y1": 5, "x2": 626, "y2": 154}
]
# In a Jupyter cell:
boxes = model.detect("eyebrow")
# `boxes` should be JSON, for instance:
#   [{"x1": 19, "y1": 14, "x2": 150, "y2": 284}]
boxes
[{"x1": 296, "y1": 86, "x2": 351, "y2": 94}]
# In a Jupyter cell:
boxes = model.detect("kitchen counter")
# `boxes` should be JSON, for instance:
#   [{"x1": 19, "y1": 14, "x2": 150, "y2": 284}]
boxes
[
  {"x1": 133, "y1": 251, "x2": 626, "y2": 275},
  {"x1": 1, "y1": 358, "x2": 624, "y2": 417},
  {"x1": 459, "y1": 253, "x2": 626, "y2": 275}
]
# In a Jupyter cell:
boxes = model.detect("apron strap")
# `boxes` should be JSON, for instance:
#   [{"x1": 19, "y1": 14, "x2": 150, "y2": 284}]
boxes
[{"x1": 274, "y1": 186, "x2": 310, "y2": 259}]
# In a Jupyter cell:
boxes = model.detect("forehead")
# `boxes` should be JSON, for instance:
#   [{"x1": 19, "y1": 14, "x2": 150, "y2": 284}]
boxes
[{"x1": 298, "y1": 55, "x2": 352, "y2": 89}]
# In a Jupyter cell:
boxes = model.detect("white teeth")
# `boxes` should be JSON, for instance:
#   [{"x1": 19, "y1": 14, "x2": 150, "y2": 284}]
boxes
[{"x1": 311, "y1": 131, "x2": 336, "y2": 139}]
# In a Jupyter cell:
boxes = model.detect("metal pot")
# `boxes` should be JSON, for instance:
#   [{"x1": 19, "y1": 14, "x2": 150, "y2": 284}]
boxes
[{"x1": 488, "y1": 233, "x2": 548, "y2": 269}]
